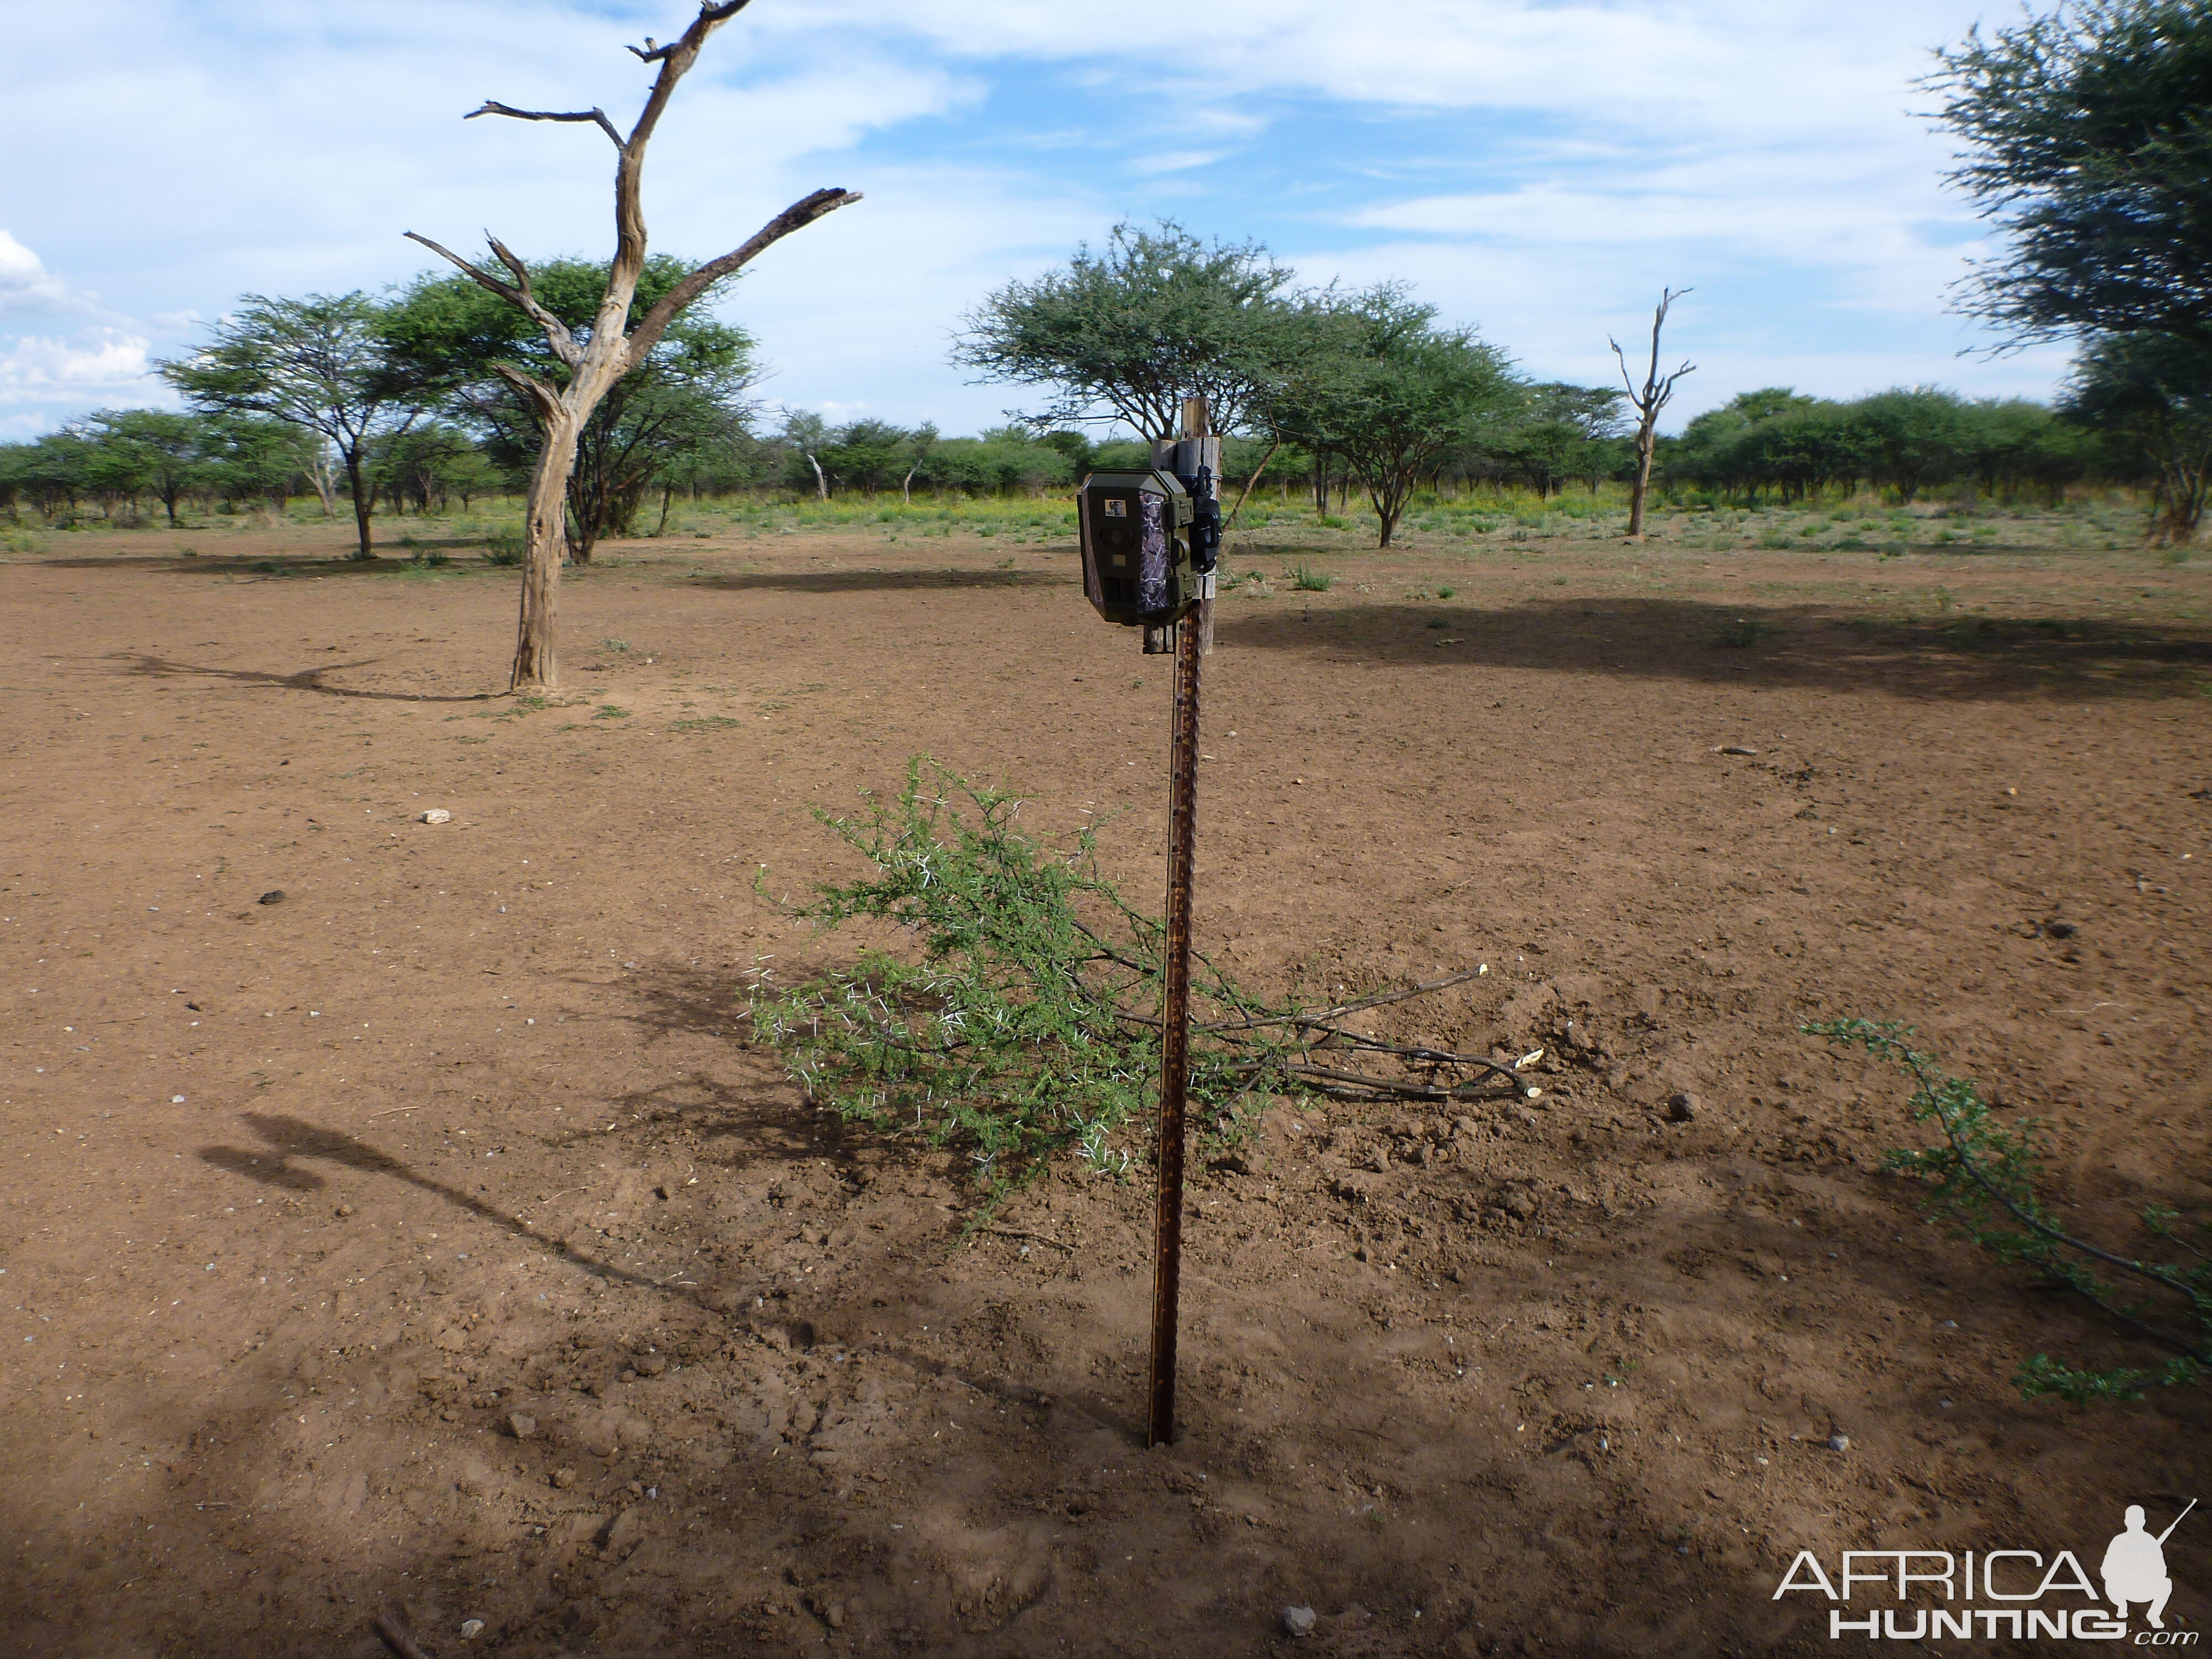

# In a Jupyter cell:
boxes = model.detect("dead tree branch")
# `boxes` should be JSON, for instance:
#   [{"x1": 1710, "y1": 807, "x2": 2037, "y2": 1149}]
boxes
[
  {"x1": 625, "y1": 186, "x2": 863, "y2": 364},
  {"x1": 465, "y1": 100, "x2": 622, "y2": 148},
  {"x1": 401, "y1": 231, "x2": 581, "y2": 367}
]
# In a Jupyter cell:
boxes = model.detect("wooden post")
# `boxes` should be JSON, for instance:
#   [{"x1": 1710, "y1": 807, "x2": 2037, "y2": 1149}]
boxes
[{"x1": 1146, "y1": 394, "x2": 1214, "y2": 1448}]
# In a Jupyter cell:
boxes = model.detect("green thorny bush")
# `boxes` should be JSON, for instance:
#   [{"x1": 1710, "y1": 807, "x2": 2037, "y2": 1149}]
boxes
[
  {"x1": 1809, "y1": 1018, "x2": 2208, "y2": 1404},
  {"x1": 748, "y1": 759, "x2": 1531, "y2": 1199}
]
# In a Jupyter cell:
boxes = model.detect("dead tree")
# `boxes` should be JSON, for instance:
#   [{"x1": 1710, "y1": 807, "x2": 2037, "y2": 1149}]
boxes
[
  {"x1": 1610, "y1": 288, "x2": 1694, "y2": 540},
  {"x1": 407, "y1": 1, "x2": 859, "y2": 692}
]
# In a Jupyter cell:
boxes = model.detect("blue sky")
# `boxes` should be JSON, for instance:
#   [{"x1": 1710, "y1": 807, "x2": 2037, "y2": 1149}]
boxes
[{"x1": 0, "y1": 0, "x2": 2072, "y2": 441}]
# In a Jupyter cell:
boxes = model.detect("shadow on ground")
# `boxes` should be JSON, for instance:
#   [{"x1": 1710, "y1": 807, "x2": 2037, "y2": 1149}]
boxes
[
  {"x1": 1213, "y1": 597, "x2": 2212, "y2": 701},
  {"x1": 112, "y1": 653, "x2": 489, "y2": 704},
  {"x1": 682, "y1": 566, "x2": 1069, "y2": 596}
]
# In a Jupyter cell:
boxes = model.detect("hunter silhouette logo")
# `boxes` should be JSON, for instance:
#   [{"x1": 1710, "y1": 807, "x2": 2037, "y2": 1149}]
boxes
[
  {"x1": 2106, "y1": 1501, "x2": 2194, "y2": 1631},
  {"x1": 1773, "y1": 1498, "x2": 2199, "y2": 1641}
]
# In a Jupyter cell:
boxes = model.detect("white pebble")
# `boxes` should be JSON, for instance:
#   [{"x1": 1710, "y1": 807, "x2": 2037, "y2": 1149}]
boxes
[{"x1": 421, "y1": 808, "x2": 453, "y2": 825}]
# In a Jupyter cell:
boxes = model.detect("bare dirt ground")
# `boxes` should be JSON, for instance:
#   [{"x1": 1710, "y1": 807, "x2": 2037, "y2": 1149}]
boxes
[{"x1": 2, "y1": 513, "x2": 2210, "y2": 1658}]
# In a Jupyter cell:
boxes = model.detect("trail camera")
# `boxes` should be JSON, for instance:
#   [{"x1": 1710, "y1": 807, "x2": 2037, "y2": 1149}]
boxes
[{"x1": 1077, "y1": 468, "x2": 1219, "y2": 628}]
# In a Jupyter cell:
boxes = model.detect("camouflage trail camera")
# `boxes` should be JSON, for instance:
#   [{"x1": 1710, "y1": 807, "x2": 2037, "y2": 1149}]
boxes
[{"x1": 1077, "y1": 468, "x2": 1201, "y2": 627}]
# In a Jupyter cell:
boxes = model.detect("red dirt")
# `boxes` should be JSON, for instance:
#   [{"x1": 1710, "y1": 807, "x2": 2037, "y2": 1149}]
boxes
[{"x1": 2, "y1": 520, "x2": 2209, "y2": 1658}]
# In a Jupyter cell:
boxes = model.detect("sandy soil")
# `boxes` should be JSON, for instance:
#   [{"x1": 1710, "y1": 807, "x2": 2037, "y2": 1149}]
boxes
[{"x1": 2, "y1": 515, "x2": 2209, "y2": 1658}]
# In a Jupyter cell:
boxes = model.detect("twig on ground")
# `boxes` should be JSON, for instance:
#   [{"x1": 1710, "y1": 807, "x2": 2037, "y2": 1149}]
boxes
[{"x1": 374, "y1": 1609, "x2": 434, "y2": 1659}]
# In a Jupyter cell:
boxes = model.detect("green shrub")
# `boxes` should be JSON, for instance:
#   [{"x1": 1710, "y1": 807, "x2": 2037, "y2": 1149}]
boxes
[
  {"x1": 483, "y1": 529, "x2": 525, "y2": 565},
  {"x1": 1810, "y1": 1019, "x2": 2208, "y2": 1403},
  {"x1": 1291, "y1": 565, "x2": 1333, "y2": 592},
  {"x1": 747, "y1": 760, "x2": 1527, "y2": 1194}
]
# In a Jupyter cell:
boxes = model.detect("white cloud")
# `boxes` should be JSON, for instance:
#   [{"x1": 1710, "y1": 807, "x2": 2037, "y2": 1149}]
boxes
[
  {"x1": 1132, "y1": 151, "x2": 1231, "y2": 176},
  {"x1": 0, "y1": 329, "x2": 160, "y2": 404},
  {"x1": 0, "y1": 232, "x2": 86, "y2": 318}
]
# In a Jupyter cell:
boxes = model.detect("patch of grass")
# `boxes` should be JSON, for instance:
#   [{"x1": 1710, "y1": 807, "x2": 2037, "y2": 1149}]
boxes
[
  {"x1": 593, "y1": 704, "x2": 630, "y2": 720},
  {"x1": 671, "y1": 716, "x2": 743, "y2": 732},
  {"x1": 600, "y1": 638, "x2": 632, "y2": 653},
  {"x1": 483, "y1": 529, "x2": 525, "y2": 566},
  {"x1": 1437, "y1": 586, "x2": 1456, "y2": 598},
  {"x1": 1290, "y1": 564, "x2": 1334, "y2": 592},
  {"x1": 1715, "y1": 616, "x2": 1762, "y2": 649}
]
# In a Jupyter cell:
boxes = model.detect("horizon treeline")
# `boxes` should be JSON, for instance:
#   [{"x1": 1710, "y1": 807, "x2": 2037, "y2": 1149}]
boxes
[
  {"x1": 0, "y1": 272, "x2": 2197, "y2": 544},
  {"x1": 0, "y1": 377, "x2": 2177, "y2": 528}
]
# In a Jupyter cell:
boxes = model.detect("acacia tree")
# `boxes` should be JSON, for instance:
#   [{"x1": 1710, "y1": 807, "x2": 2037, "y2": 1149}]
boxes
[
  {"x1": 954, "y1": 220, "x2": 1305, "y2": 442},
  {"x1": 71, "y1": 410, "x2": 206, "y2": 526},
  {"x1": 1494, "y1": 382, "x2": 1628, "y2": 498},
  {"x1": 1287, "y1": 287, "x2": 1516, "y2": 548},
  {"x1": 406, "y1": 0, "x2": 858, "y2": 691},
  {"x1": 1610, "y1": 288, "x2": 1694, "y2": 537},
  {"x1": 2064, "y1": 333, "x2": 2212, "y2": 542},
  {"x1": 161, "y1": 293, "x2": 419, "y2": 556},
  {"x1": 1930, "y1": 0, "x2": 2212, "y2": 349}
]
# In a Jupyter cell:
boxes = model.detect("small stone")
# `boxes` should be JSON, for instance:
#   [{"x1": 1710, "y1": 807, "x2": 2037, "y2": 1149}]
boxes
[
  {"x1": 1717, "y1": 744, "x2": 1760, "y2": 756},
  {"x1": 634, "y1": 1353, "x2": 668, "y2": 1377},
  {"x1": 550, "y1": 1467, "x2": 577, "y2": 1489},
  {"x1": 460, "y1": 1619, "x2": 486, "y2": 1639},
  {"x1": 508, "y1": 1413, "x2": 539, "y2": 1439},
  {"x1": 825, "y1": 1600, "x2": 847, "y2": 1630},
  {"x1": 421, "y1": 808, "x2": 453, "y2": 825},
  {"x1": 1282, "y1": 1606, "x2": 1318, "y2": 1638},
  {"x1": 335, "y1": 1203, "x2": 354, "y2": 1218},
  {"x1": 257, "y1": 890, "x2": 285, "y2": 906},
  {"x1": 2045, "y1": 920, "x2": 2078, "y2": 939},
  {"x1": 1827, "y1": 1433, "x2": 1850, "y2": 1453},
  {"x1": 1667, "y1": 1092, "x2": 1698, "y2": 1123}
]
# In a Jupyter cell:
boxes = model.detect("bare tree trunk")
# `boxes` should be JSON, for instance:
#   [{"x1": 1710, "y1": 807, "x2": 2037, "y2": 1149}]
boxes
[
  {"x1": 513, "y1": 415, "x2": 580, "y2": 691},
  {"x1": 1613, "y1": 288, "x2": 1694, "y2": 541},
  {"x1": 1219, "y1": 435, "x2": 1279, "y2": 538},
  {"x1": 807, "y1": 452, "x2": 828, "y2": 500},
  {"x1": 1628, "y1": 423, "x2": 1658, "y2": 536},
  {"x1": 901, "y1": 465, "x2": 916, "y2": 505},
  {"x1": 309, "y1": 442, "x2": 338, "y2": 518},
  {"x1": 343, "y1": 447, "x2": 374, "y2": 557}
]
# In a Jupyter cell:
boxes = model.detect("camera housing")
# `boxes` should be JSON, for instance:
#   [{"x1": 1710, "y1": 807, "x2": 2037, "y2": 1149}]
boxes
[{"x1": 1077, "y1": 467, "x2": 1207, "y2": 627}]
